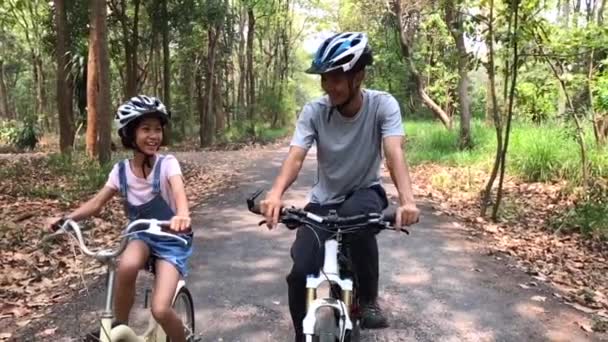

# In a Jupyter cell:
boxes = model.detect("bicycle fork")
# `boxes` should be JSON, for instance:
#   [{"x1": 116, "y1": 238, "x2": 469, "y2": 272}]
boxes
[{"x1": 303, "y1": 239, "x2": 355, "y2": 341}]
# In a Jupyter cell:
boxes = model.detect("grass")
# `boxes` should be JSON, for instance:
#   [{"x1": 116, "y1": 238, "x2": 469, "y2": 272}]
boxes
[
  {"x1": 406, "y1": 119, "x2": 608, "y2": 238},
  {"x1": 405, "y1": 119, "x2": 608, "y2": 183}
]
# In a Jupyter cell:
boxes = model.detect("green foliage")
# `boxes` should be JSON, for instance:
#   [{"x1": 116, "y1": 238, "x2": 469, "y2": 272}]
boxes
[
  {"x1": 219, "y1": 121, "x2": 289, "y2": 145},
  {"x1": 515, "y1": 66, "x2": 558, "y2": 123},
  {"x1": 593, "y1": 67, "x2": 608, "y2": 113},
  {"x1": 0, "y1": 119, "x2": 39, "y2": 149}
]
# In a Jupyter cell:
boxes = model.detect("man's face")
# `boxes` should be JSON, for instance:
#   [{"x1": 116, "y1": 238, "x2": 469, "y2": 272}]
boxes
[{"x1": 321, "y1": 70, "x2": 352, "y2": 106}]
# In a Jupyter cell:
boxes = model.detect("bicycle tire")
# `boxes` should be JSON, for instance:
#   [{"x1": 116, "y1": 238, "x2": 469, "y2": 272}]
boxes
[
  {"x1": 166, "y1": 286, "x2": 195, "y2": 342},
  {"x1": 343, "y1": 321, "x2": 360, "y2": 342},
  {"x1": 314, "y1": 306, "x2": 337, "y2": 342}
]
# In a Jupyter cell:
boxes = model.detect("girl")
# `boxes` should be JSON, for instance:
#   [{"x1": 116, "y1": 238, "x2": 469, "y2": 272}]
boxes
[{"x1": 48, "y1": 95, "x2": 193, "y2": 342}]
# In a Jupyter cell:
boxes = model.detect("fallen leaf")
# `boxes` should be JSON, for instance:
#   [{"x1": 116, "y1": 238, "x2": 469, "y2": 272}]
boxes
[
  {"x1": 16, "y1": 319, "x2": 31, "y2": 327},
  {"x1": 531, "y1": 296, "x2": 546, "y2": 302},
  {"x1": 37, "y1": 328, "x2": 57, "y2": 337},
  {"x1": 567, "y1": 302, "x2": 597, "y2": 314},
  {"x1": 592, "y1": 317, "x2": 608, "y2": 333},
  {"x1": 519, "y1": 283, "x2": 530, "y2": 289},
  {"x1": 577, "y1": 321, "x2": 592, "y2": 333}
]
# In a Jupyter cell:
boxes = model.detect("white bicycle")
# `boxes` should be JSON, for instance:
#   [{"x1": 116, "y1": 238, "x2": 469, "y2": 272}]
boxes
[
  {"x1": 248, "y1": 190, "x2": 409, "y2": 342},
  {"x1": 43, "y1": 219, "x2": 195, "y2": 342}
]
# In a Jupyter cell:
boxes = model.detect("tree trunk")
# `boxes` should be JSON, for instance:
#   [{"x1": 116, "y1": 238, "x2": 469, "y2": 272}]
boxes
[
  {"x1": 122, "y1": 0, "x2": 140, "y2": 98},
  {"x1": 86, "y1": 2, "x2": 99, "y2": 159},
  {"x1": 202, "y1": 26, "x2": 221, "y2": 147},
  {"x1": 54, "y1": 0, "x2": 75, "y2": 153},
  {"x1": 214, "y1": 73, "x2": 225, "y2": 135},
  {"x1": 492, "y1": 0, "x2": 521, "y2": 221},
  {"x1": 0, "y1": 60, "x2": 9, "y2": 118},
  {"x1": 161, "y1": 0, "x2": 170, "y2": 107},
  {"x1": 196, "y1": 59, "x2": 207, "y2": 146},
  {"x1": 96, "y1": 0, "x2": 112, "y2": 164},
  {"x1": 246, "y1": 7, "x2": 256, "y2": 132},
  {"x1": 392, "y1": 0, "x2": 452, "y2": 129},
  {"x1": 563, "y1": 0, "x2": 571, "y2": 26},
  {"x1": 599, "y1": 0, "x2": 606, "y2": 24},
  {"x1": 480, "y1": 0, "x2": 503, "y2": 217},
  {"x1": 237, "y1": 3, "x2": 246, "y2": 118},
  {"x1": 445, "y1": 0, "x2": 472, "y2": 148}
]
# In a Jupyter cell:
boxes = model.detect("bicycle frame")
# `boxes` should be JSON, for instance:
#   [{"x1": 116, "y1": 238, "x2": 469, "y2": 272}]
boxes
[
  {"x1": 303, "y1": 237, "x2": 354, "y2": 342},
  {"x1": 45, "y1": 219, "x2": 191, "y2": 342},
  {"x1": 97, "y1": 261, "x2": 187, "y2": 342}
]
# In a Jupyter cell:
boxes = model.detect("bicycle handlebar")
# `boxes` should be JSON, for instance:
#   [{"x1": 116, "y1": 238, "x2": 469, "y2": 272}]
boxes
[
  {"x1": 42, "y1": 219, "x2": 188, "y2": 263},
  {"x1": 246, "y1": 189, "x2": 410, "y2": 234}
]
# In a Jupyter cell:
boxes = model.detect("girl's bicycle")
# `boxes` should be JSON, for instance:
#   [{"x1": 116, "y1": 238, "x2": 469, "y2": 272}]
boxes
[{"x1": 43, "y1": 218, "x2": 195, "y2": 342}]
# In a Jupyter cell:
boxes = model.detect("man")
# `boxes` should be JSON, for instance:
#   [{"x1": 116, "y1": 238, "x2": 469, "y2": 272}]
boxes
[{"x1": 261, "y1": 32, "x2": 420, "y2": 342}]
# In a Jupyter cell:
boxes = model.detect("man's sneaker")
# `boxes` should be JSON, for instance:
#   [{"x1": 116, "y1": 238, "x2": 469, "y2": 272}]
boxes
[{"x1": 359, "y1": 302, "x2": 389, "y2": 329}]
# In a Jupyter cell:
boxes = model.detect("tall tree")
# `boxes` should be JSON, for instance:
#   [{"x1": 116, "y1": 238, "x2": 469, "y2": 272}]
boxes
[
  {"x1": 54, "y1": 0, "x2": 75, "y2": 153},
  {"x1": 109, "y1": 0, "x2": 141, "y2": 98},
  {"x1": 391, "y1": 0, "x2": 452, "y2": 129},
  {"x1": 0, "y1": 60, "x2": 9, "y2": 119},
  {"x1": 246, "y1": 5, "x2": 256, "y2": 132},
  {"x1": 86, "y1": 0, "x2": 112, "y2": 162},
  {"x1": 445, "y1": 0, "x2": 472, "y2": 148}
]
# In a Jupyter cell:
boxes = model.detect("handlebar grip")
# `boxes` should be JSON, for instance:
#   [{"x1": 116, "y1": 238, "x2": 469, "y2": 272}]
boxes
[
  {"x1": 250, "y1": 203, "x2": 262, "y2": 215},
  {"x1": 382, "y1": 207, "x2": 396, "y2": 225},
  {"x1": 50, "y1": 217, "x2": 68, "y2": 232}
]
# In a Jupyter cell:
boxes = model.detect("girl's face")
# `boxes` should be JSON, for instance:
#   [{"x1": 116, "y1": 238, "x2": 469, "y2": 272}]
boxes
[{"x1": 134, "y1": 117, "x2": 163, "y2": 155}]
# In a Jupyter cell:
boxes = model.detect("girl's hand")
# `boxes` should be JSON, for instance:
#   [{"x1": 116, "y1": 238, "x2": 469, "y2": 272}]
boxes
[
  {"x1": 170, "y1": 215, "x2": 191, "y2": 231},
  {"x1": 45, "y1": 216, "x2": 66, "y2": 231}
]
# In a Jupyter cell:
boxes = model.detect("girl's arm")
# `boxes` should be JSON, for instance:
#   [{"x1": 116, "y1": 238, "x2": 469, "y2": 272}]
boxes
[
  {"x1": 67, "y1": 186, "x2": 117, "y2": 220},
  {"x1": 47, "y1": 187, "x2": 116, "y2": 229},
  {"x1": 169, "y1": 174, "x2": 191, "y2": 231}
]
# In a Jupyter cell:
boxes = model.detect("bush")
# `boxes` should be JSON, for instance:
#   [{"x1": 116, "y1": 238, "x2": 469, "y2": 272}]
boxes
[
  {"x1": 552, "y1": 178, "x2": 608, "y2": 239},
  {"x1": 0, "y1": 119, "x2": 39, "y2": 150}
]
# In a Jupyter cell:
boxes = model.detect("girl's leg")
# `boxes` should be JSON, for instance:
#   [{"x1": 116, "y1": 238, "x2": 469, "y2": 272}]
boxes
[
  {"x1": 114, "y1": 240, "x2": 150, "y2": 323},
  {"x1": 151, "y1": 260, "x2": 186, "y2": 342}
]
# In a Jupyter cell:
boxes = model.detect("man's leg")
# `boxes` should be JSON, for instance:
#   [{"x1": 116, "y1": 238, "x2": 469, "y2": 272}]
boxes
[
  {"x1": 337, "y1": 186, "x2": 389, "y2": 329},
  {"x1": 286, "y1": 203, "x2": 335, "y2": 342}
]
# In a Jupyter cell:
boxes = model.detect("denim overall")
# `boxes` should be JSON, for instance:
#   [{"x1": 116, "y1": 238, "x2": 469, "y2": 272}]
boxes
[{"x1": 118, "y1": 156, "x2": 193, "y2": 276}]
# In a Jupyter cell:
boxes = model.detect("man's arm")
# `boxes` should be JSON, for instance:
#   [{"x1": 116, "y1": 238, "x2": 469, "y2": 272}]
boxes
[
  {"x1": 383, "y1": 136, "x2": 419, "y2": 227},
  {"x1": 268, "y1": 146, "x2": 308, "y2": 198},
  {"x1": 383, "y1": 136, "x2": 415, "y2": 205},
  {"x1": 262, "y1": 146, "x2": 308, "y2": 228}
]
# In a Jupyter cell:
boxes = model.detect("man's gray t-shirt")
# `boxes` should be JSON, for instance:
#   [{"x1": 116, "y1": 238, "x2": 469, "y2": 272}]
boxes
[{"x1": 291, "y1": 89, "x2": 404, "y2": 204}]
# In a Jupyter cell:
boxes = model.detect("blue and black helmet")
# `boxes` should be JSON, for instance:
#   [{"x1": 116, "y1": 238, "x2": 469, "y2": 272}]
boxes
[{"x1": 306, "y1": 32, "x2": 373, "y2": 74}]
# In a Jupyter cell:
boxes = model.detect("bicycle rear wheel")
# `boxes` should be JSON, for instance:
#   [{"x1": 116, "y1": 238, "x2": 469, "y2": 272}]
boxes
[{"x1": 166, "y1": 286, "x2": 195, "y2": 342}]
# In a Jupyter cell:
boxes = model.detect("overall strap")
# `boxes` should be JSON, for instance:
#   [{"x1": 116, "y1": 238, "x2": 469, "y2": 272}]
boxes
[
  {"x1": 118, "y1": 160, "x2": 129, "y2": 198},
  {"x1": 152, "y1": 155, "x2": 165, "y2": 194}
]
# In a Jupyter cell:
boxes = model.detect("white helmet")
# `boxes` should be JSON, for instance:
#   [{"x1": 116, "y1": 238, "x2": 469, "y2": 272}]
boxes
[
  {"x1": 115, "y1": 95, "x2": 170, "y2": 132},
  {"x1": 306, "y1": 32, "x2": 373, "y2": 74}
]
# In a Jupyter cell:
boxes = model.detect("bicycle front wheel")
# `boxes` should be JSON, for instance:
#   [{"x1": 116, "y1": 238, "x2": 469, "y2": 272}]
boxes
[
  {"x1": 166, "y1": 286, "x2": 195, "y2": 342},
  {"x1": 314, "y1": 306, "x2": 337, "y2": 342}
]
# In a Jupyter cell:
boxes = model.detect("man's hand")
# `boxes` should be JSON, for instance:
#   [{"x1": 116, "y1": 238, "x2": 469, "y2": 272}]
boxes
[
  {"x1": 260, "y1": 193, "x2": 283, "y2": 229},
  {"x1": 394, "y1": 203, "x2": 420, "y2": 231}
]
